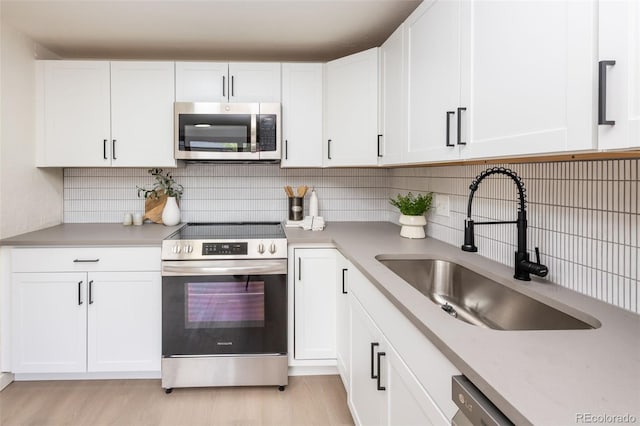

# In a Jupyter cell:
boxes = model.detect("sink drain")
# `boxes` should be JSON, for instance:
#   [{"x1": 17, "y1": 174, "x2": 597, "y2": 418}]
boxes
[{"x1": 441, "y1": 303, "x2": 458, "y2": 318}]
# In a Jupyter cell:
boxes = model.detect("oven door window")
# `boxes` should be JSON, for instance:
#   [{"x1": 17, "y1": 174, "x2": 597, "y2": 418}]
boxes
[
  {"x1": 185, "y1": 281, "x2": 265, "y2": 329},
  {"x1": 162, "y1": 273, "x2": 286, "y2": 356},
  {"x1": 178, "y1": 114, "x2": 253, "y2": 153}
]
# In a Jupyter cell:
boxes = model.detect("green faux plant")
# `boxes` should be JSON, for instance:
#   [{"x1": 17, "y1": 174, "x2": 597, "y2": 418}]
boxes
[
  {"x1": 389, "y1": 192, "x2": 433, "y2": 216},
  {"x1": 136, "y1": 168, "x2": 184, "y2": 201}
]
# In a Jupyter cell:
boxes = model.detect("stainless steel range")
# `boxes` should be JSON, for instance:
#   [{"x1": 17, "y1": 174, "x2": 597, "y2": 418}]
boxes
[{"x1": 161, "y1": 222, "x2": 288, "y2": 393}]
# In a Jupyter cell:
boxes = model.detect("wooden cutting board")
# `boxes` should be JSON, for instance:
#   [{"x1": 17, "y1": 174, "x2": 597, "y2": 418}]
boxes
[{"x1": 143, "y1": 192, "x2": 167, "y2": 224}]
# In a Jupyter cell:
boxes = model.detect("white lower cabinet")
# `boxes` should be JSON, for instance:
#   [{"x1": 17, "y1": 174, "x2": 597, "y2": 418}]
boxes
[
  {"x1": 336, "y1": 251, "x2": 351, "y2": 388},
  {"x1": 347, "y1": 263, "x2": 459, "y2": 426},
  {"x1": 291, "y1": 248, "x2": 337, "y2": 360},
  {"x1": 87, "y1": 271, "x2": 161, "y2": 372},
  {"x1": 11, "y1": 247, "x2": 161, "y2": 375}
]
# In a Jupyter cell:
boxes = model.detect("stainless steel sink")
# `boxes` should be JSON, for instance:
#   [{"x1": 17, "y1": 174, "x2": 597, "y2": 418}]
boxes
[{"x1": 376, "y1": 256, "x2": 599, "y2": 330}]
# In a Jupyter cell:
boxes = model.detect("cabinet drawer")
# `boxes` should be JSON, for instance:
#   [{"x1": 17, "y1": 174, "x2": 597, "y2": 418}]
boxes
[{"x1": 12, "y1": 247, "x2": 160, "y2": 272}]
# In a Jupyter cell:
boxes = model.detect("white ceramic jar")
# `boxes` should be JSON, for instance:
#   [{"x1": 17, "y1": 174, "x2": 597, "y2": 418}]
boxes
[{"x1": 399, "y1": 214, "x2": 427, "y2": 239}]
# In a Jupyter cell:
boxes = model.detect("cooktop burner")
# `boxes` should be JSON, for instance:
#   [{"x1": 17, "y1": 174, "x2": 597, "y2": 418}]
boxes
[{"x1": 167, "y1": 222, "x2": 285, "y2": 241}]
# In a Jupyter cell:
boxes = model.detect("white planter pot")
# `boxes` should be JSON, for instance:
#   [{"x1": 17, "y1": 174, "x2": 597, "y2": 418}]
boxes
[
  {"x1": 162, "y1": 196, "x2": 181, "y2": 226},
  {"x1": 399, "y1": 214, "x2": 427, "y2": 239}
]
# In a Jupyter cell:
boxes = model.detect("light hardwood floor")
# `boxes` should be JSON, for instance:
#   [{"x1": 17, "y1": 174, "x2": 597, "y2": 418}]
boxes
[{"x1": 0, "y1": 375, "x2": 354, "y2": 426}]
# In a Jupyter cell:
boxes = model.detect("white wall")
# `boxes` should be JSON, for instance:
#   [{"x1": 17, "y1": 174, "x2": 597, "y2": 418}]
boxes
[
  {"x1": 0, "y1": 20, "x2": 63, "y2": 387},
  {"x1": 0, "y1": 22, "x2": 63, "y2": 239}
]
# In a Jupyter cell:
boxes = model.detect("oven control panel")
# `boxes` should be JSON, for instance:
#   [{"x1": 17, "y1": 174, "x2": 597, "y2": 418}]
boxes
[{"x1": 202, "y1": 242, "x2": 247, "y2": 256}]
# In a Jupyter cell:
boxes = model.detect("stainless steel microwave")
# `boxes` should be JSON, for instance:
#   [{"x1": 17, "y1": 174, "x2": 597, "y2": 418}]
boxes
[{"x1": 174, "y1": 102, "x2": 281, "y2": 161}]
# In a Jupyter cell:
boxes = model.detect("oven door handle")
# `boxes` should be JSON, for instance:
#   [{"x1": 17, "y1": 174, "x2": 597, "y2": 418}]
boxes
[{"x1": 162, "y1": 259, "x2": 287, "y2": 276}]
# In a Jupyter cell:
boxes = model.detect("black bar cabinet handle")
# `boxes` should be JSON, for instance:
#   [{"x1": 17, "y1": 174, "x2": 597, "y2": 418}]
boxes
[
  {"x1": 285, "y1": 140, "x2": 288, "y2": 160},
  {"x1": 370, "y1": 342, "x2": 379, "y2": 379},
  {"x1": 327, "y1": 139, "x2": 332, "y2": 160},
  {"x1": 376, "y1": 352, "x2": 386, "y2": 391},
  {"x1": 446, "y1": 111, "x2": 455, "y2": 147},
  {"x1": 112, "y1": 139, "x2": 117, "y2": 160},
  {"x1": 103, "y1": 139, "x2": 108, "y2": 160},
  {"x1": 222, "y1": 75, "x2": 226, "y2": 97},
  {"x1": 341, "y1": 268, "x2": 348, "y2": 294},
  {"x1": 78, "y1": 281, "x2": 83, "y2": 305},
  {"x1": 73, "y1": 258, "x2": 100, "y2": 263},
  {"x1": 457, "y1": 107, "x2": 467, "y2": 145},
  {"x1": 231, "y1": 75, "x2": 235, "y2": 97},
  {"x1": 377, "y1": 134, "x2": 383, "y2": 157},
  {"x1": 598, "y1": 60, "x2": 616, "y2": 125},
  {"x1": 88, "y1": 280, "x2": 94, "y2": 305},
  {"x1": 298, "y1": 257, "x2": 302, "y2": 281}
]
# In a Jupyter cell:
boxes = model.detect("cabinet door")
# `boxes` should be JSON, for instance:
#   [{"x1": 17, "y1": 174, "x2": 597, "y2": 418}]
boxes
[
  {"x1": 406, "y1": 1, "x2": 462, "y2": 164},
  {"x1": 459, "y1": 0, "x2": 596, "y2": 158},
  {"x1": 228, "y1": 62, "x2": 281, "y2": 103},
  {"x1": 87, "y1": 271, "x2": 161, "y2": 372},
  {"x1": 110, "y1": 61, "x2": 176, "y2": 167},
  {"x1": 281, "y1": 63, "x2": 324, "y2": 167},
  {"x1": 175, "y1": 61, "x2": 229, "y2": 102},
  {"x1": 36, "y1": 61, "x2": 111, "y2": 167},
  {"x1": 386, "y1": 345, "x2": 450, "y2": 426},
  {"x1": 598, "y1": 0, "x2": 640, "y2": 150},
  {"x1": 336, "y1": 252, "x2": 351, "y2": 388},
  {"x1": 325, "y1": 48, "x2": 379, "y2": 166},
  {"x1": 379, "y1": 24, "x2": 407, "y2": 166},
  {"x1": 349, "y1": 293, "x2": 386, "y2": 426},
  {"x1": 293, "y1": 249, "x2": 337, "y2": 360},
  {"x1": 12, "y1": 272, "x2": 87, "y2": 373}
]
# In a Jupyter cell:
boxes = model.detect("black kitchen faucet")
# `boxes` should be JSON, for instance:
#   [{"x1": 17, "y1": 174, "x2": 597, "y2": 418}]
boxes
[{"x1": 461, "y1": 167, "x2": 548, "y2": 281}]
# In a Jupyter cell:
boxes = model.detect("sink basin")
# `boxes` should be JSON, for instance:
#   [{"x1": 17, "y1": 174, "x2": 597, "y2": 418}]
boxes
[{"x1": 376, "y1": 256, "x2": 599, "y2": 331}]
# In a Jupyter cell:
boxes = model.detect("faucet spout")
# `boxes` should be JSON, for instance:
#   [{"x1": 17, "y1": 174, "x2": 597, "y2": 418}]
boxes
[{"x1": 461, "y1": 167, "x2": 548, "y2": 281}]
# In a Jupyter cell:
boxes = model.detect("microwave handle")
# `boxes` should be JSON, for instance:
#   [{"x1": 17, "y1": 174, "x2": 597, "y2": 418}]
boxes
[{"x1": 250, "y1": 113, "x2": 258, "y2": 153}]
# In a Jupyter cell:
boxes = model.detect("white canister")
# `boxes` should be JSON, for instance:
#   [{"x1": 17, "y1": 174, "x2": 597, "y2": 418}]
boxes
[{"x1": 309, "y1": 188, "x2": 319, "y2": 217}]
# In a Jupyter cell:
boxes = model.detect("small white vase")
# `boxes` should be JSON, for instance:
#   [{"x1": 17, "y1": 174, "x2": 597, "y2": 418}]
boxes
[
  {"x1": 162, "y1": 196, "x2": 181, "y2": 226},
  {"x1": 399, "y1": 214, "x2": 427, "y2": 239}
]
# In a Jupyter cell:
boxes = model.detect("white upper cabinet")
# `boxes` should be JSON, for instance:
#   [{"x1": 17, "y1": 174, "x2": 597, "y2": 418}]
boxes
[
  {"x1": 110, "y1": 61, "x2": 175, "y2": 167},
  {"x1": 406, "y1": 0, "x2": 463, "y2": 164},
  {"x1": 281, "y1": 63, "x2": 324, "y2": 167},
  {"x1": 175, "y1": 62, "x2": 228, "y2": 102},
  {"x1": 379, "y1": 24, "x2": 407, "y2": 166},
  {"x1": 325, "y1": 47, "x2": 379, "y2": 167},
  {"x1": 459, "y1": 0, "x2": 596, "y2": 159},
  {"x1": 597, "y1": 0, "x2": 640, "y2": 150},
  {"x1": 36, "y1": 61, "x2": 112, "y2": 167},
  {"x1": 175, "y1": 62, "x2": 281, "y2": 103},
  {"x1": 36, "y1": 60, "x2": 176, "y2": 168}
]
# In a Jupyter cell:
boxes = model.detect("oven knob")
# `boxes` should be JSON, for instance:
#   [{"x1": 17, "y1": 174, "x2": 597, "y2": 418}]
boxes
[
  {"x1": 269, "y1": 242, "x2": 277, "y2": 254},
  {"x1": 173, "y1": 244, "x2": 181, "y2": 254},
  {"x1": 184, "y1": 244, "x2": 193, "y2": 253},
  {"x1": 257, "y1": 243, "x2": 265, "y2": 254}
]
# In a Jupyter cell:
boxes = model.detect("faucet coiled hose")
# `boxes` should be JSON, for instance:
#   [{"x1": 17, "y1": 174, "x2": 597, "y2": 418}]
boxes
[{"x1": 467, "y1": 167, "x2": 527, "y2": 218}]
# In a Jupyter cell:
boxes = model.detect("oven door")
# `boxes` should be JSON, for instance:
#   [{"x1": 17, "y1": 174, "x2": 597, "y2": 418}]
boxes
[
  {"x1": 175, "y1": 102, "x2": 260, "y2": 160},
  {"x1": 162, "y1": 259, "x2": 287, "y2": 356}
]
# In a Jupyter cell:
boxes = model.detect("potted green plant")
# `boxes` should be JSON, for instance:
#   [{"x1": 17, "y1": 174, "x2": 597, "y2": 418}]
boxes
[
  {"x1": 137, "y1": 168, "x2": 184, "y2": 226},
  {"x1": 389, "y1": 192, "x2": 433, "y2": 239}
]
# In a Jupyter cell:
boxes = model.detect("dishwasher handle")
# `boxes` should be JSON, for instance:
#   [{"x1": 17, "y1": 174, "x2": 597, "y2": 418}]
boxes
[{"x1": 451, "y1": 376, "x2": 513, "y2": 426}]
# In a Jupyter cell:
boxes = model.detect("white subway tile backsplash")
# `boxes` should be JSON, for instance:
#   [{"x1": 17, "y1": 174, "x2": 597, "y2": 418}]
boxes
[{"x1": 389, "y1": 159, "x2": 639, "y2": 314}]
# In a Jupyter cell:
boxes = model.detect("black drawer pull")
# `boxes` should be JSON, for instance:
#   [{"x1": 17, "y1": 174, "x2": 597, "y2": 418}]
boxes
[
  {"x1": 73, "y1": 259, "x2": 100, "y2": 263},
  {"x1": 341, "y1": 268, "x2": 348, "y2": 294},
  {"x1": 370, "y1": 342, "x2": 379, "y2": 379},
  {"x1": 446, "y1": 111, "x2": 455, "y2": 147},
  {"x1": 457, "y1": 107, "x2": 467, "y2": 145},
  {"x1": 598, "y1": 60, "x2": 616, "y2": 125},
  {"x1": 376, "y1": 351, "x2": 386, "y2": 391},
  {"x1": 78, "y1": 281, "x2": 83, "y2": 305},
  {"x1": 89, "y1": 280, "x2": 94, "y2": 304}
]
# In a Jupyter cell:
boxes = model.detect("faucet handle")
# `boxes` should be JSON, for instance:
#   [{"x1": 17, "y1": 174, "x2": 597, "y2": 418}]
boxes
[{"x1": 535, "y1": 247, "x2": 541, "y2": 264}]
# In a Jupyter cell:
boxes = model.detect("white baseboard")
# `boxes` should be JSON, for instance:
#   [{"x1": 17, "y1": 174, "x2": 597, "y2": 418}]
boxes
[
  {"x1": 14, "y1": 371, "x2": 161, "y2": 381},
  {"x1": 288, "y1": 365, "x2": 338, "y2": 376},
  {"x1": 0, "y1": 372, "x2": 15, "y2": 391}
]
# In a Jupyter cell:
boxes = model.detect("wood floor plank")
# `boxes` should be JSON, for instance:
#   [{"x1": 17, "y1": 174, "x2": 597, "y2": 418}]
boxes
[{"x1": 0, "y1": 376, "x2": 354, "y2": 426}]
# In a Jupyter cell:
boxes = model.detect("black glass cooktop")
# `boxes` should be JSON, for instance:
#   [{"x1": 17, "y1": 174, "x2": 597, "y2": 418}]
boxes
[{"x1": 167, "y1": 222, "x2": 286, "y2": 241}]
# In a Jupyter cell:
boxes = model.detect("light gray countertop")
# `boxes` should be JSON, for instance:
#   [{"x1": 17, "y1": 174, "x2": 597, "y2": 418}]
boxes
[
  {"x1": 285, "y1": 222, "x2": 640, "y2": 426},
  {"x1": 0, "y1": 223, "x2": 184, "y2": 246}
]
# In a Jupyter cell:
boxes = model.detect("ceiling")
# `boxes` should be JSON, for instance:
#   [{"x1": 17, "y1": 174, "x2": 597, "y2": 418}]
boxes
[{"x1": 1, "y1": 0, "x2": 422, "y2": 61}]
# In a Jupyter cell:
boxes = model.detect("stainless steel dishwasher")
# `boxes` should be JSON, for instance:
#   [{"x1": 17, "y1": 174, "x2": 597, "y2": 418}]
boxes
[{"x1": 451, "y1": 376, "x2": 513, "y2": 426}]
